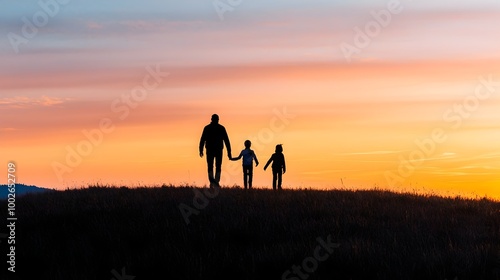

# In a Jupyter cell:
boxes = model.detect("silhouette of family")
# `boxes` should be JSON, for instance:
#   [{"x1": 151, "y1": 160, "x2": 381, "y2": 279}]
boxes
[{"x1": 199, "y1": 114, "x2": 286, "y2": 190}]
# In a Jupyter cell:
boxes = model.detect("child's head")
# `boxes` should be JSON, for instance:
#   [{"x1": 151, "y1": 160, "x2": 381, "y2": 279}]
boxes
[
  {"x1": 244, "y1": 140, "x2": 251, "y2": 148},
  {"x1": 275, "y1": 144, "x2": 283, "y2": 153}
]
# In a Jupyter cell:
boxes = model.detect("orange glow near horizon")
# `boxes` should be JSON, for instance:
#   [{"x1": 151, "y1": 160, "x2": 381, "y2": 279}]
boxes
[{"x1": 2, "y1": 60, "x2": 500, "y2": 201}]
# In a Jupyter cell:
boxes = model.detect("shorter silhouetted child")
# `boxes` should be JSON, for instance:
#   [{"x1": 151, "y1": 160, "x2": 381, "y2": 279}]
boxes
[
  {"x1": 264, "y1": 144, "x2": 286, "y2": 190},
  {"x1": 230, "y1": 140, "x2": 259, "y2": 189}
]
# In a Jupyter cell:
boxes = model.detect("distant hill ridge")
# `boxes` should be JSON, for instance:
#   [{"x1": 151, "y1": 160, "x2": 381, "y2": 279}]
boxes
[{"x1": 0, "y1": 183, "x2": 55, "y2": 199}]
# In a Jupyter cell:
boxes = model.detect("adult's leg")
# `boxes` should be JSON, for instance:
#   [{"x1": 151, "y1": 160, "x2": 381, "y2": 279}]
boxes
[
  {"x1": 214, "y1": 149, "x2": 223, "y2": 186},
  {"x1": 206, "y1": 150, "x2": 216, "y2": 187}
]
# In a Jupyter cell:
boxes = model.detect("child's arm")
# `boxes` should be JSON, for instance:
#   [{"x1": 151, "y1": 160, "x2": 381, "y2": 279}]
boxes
[
  {"x1": 230, "y1": 151, "x2": 242, "y2": 161},
  {"x1": 253, "y1": 151, "x2": 259, "y2": 167},
  {"x1": 230, "y1": 155, "x2": 242, "y2": 161},
  {"x1": 282, "y1": 155, "x2": 286, "y2": 174},
  {"x1": 263, "y1": 155, "x2": 273, "y2": 170}
]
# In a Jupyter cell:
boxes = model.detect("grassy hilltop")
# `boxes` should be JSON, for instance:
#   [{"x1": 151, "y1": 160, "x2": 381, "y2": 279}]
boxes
[{"x1": 1, "y1": 186, "x2": 499, "y2": 280}]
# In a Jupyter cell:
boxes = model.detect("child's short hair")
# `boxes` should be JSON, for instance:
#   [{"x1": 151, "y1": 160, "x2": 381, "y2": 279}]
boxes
[
  {"x1": 275, "y1": 144, "x2": 283, "y2": 153},
  {"x1": 244, "y1": 140, "x2": 251, "y2": 148}
]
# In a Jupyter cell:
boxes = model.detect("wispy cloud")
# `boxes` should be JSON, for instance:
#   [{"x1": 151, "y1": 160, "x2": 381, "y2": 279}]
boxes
[
  {"x1": 337, "y1": 151, "x2": 401, "y2": 156},
  {"x1": 0, "y1": 96, "x2": 69, "y2": 108},
  {"x1": 0, "y1": 128, "x2": 20, "y2": 132},
  {"x1": 86, "y1": 21, "x2": 104, "y2": 30}
]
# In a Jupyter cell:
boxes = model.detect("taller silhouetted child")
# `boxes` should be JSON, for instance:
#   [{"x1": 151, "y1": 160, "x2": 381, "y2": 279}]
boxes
[{"x1": 230, "y1": 140, "x2": 259, "y2": 189}]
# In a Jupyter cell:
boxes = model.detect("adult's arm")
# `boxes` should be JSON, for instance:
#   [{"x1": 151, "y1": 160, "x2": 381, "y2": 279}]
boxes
[
  {"x1": 222, "y1": 127, "x2": 232, "y2": 157},
  {"x1": 199, "y1": 127, "x2": 206, "y2": 157}
]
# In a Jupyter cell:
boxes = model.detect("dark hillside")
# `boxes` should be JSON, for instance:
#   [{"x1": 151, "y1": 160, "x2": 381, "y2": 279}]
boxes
[{"x1": 1, "y1": 186, "x2": 499, "y2": 280}]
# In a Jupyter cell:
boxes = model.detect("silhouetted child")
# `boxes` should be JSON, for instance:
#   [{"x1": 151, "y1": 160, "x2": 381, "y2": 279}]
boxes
[
  {"x1": 264, "y1": 144, "x2": 286, "y2": 190},
  {"x1": 230, "y1": 140, "x2": 259, "y2": 189}
]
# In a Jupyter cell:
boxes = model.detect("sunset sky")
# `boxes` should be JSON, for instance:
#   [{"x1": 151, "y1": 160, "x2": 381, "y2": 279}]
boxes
[{"x1": 2, "y1": 0, "x2": 500, "y2": 199}]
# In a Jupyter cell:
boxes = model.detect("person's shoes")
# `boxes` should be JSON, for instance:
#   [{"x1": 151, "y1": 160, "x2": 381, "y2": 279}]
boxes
[{"x1": 211, "y1": 181, "x2": 220, "y2": 188}]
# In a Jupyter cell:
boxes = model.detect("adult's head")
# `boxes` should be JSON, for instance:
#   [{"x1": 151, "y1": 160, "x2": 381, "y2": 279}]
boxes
[{"x1": 211, "y1": 114, "x2": 219, "y2": 124}]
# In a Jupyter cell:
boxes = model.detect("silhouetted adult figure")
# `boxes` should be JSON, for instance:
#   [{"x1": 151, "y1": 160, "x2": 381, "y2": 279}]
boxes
[{"x1": 199, "y1": 114, "x2": 232, "y2": 188}]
